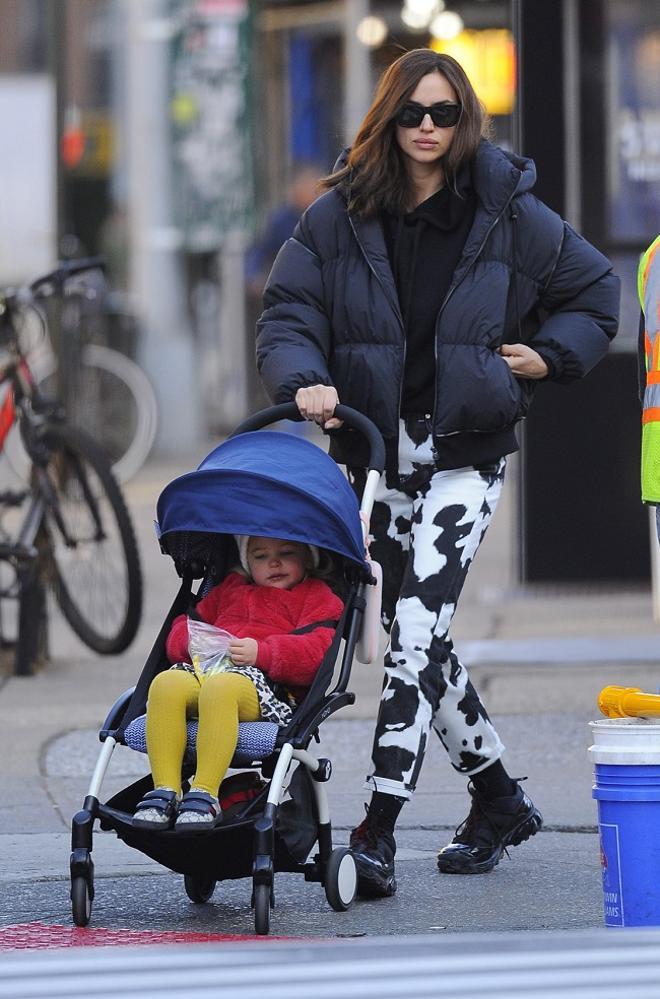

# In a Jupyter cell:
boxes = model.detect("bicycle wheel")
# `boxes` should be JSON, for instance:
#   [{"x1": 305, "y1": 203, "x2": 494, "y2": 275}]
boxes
[
  {"x1": 10, "y1": 345, "x2": 158, "y2": 484},
  {"x1": 35, "y1": 423, "x2": 143, "y2": 654},
  {"x1": 76, "y1": 345, "x2": 158, "y2": 483},
  {"x1": 80, "y1": 344, "x2": 158, "y2": 482}
]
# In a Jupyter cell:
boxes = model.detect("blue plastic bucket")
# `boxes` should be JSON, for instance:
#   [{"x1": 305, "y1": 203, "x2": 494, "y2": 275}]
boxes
[{"x1": 589, "y1": 719, "x2": 660, "y2": 927}]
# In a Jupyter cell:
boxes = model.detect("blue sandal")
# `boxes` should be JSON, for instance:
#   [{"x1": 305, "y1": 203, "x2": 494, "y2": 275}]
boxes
[
  {"x1": 175, "y1": 790, "x2": 223, "y2": 832},
  {"x1": 133, "y1": 788, "x2": 180, "y2": 830}
]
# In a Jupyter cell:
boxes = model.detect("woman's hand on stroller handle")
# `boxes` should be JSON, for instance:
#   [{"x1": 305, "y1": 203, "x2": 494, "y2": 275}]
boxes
[
  {"x1": 295, "y1": 385, "x2": 342, "y2": 429},
  {"x1": 231, "y1": 400, "x2": 386, "y2": 473}
]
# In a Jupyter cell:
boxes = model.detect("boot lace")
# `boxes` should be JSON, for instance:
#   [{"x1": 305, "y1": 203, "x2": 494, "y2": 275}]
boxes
[{"x1": 454, "y1": 791, "x2": 498, "y2": 847}]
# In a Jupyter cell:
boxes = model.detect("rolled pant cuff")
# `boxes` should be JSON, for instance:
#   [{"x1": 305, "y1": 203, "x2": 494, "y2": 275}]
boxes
[{"x1": 364, "y1": 775, "x2": 413, "y2": 801}]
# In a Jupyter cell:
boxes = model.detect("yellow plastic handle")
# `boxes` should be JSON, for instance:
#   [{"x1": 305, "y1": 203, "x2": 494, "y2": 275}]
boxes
[{"x1": 598, "y1": 685, "x2": 660, "y2": 718}]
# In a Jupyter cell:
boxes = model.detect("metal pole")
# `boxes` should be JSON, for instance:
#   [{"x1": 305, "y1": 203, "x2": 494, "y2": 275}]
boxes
[
  {"x1": 45, "y1": 0, "x2": 66, "y2": 256},
  {"x1": 649, "y1": 508, "x2": 660, "y2": 623},
  {"x1": 511, "y1": 0, "x2": 526, "y2": 584},
  {"x1": 124, "y1": 0, "x2": 202, "y2": 455},
  {"x1": 562, "y1": 0, "x2": 582, "y2": 230},
  {"x1": 343, "y1": 0, "x2": 371, "y2": 144},
  {"x1": 510, "y1": 0, "x2": 523, "y2": 154},
  {"x1": 44, "y1": 0, "x2": 66, "y2": 397}
]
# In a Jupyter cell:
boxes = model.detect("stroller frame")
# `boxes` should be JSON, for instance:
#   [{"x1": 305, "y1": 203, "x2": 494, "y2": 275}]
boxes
[{"x1": 70, "y1": 403, "x2": 385, "y2": 935}]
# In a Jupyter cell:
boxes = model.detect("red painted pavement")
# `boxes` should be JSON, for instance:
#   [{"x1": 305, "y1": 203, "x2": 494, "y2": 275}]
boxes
[{"x1": 0, "y1": 922, "x2": 287, "y2": 950}]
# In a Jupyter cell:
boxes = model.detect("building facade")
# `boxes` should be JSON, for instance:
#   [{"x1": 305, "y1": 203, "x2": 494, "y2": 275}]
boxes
[{"x1": 1, "y1": 0, "x2": 658, "y2": 578}]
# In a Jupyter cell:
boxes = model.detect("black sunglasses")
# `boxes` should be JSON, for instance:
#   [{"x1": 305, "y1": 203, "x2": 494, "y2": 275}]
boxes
[{"x1": 395, "y1": 102, "x2": 462, "y2": 129}]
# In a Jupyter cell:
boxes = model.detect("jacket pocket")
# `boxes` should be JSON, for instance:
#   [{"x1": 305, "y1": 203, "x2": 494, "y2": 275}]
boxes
[{"x1": 435, "y1": 344, "x2": 524, "y2": 435}]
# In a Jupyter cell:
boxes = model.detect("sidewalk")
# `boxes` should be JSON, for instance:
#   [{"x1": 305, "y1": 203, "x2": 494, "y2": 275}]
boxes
[{"x1": 1, "y1": 438, "x2": 659, "y2": 937}]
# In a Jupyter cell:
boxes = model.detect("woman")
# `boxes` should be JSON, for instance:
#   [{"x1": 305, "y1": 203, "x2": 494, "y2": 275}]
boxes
[{"x1": 256, "y1": 49, "x2": 620, "y2": 897}]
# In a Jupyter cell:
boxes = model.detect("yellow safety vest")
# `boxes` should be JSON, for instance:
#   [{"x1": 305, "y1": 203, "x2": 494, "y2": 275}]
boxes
[{"x1": 639, "y1": 235, "x2": 660, "y2": 503}]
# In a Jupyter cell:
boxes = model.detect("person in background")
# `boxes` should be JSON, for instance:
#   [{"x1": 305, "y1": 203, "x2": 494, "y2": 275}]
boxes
[
  {"x1": 638, "y1": 235, "x2": 660, "y2": 532},
  {"x1": 256, "y1": 48, "x2": 620, "y2": 898},
  {"x1": 245, "y1": 163, "x2": 323, "y2": 413},
  {"x1": 245, "y1": 163, "x2": 323, "y2": 297}
]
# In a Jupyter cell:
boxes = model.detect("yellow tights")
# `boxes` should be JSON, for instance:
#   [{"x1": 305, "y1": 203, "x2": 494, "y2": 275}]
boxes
[{"x1": 145, "y1": 669, "x2": 260, "y2": 797}]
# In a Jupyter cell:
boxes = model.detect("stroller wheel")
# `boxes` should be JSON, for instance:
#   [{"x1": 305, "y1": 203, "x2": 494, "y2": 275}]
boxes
[
  {"x1": 183, "y1": 874, "x2": 216, "y2": 903},
  {"x1": 324, "y1": 848, "x2": 357, "y2": 912},
  {"x1": 253, "y1": 883, "x2": 272, "y2": 936},
  {"x1": 71, "y1": 876, "x2": 92, "y2": 927}
]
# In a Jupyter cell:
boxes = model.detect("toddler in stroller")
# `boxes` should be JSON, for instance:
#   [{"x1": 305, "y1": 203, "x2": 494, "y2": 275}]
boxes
[
  {"x1": 133, "y1": 533, "x2": 344, "y2": 831},
  {"x1": 69, "y1": 403, "x2": 385, "y2": 935}
]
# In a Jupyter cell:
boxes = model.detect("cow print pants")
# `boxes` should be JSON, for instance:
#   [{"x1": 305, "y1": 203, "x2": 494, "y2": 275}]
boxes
[{"x1": 349, "y1": 416, "x2": 507, "y2": 800}]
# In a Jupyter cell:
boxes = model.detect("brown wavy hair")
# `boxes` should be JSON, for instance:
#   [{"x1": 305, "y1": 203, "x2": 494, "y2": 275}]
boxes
[{"x1": 321, "y1": 49, "x2": 489, "y2": 217}]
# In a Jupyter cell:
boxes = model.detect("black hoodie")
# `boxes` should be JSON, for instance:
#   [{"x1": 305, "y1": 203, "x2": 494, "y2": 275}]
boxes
[{"x1": 381, "y1": 164, "x2": 476, "y2": 415}]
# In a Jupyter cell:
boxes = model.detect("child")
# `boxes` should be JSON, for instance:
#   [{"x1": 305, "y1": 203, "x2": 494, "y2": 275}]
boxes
[{"x1": 133, "y1": 535, "x2": 344, "y2": 831}]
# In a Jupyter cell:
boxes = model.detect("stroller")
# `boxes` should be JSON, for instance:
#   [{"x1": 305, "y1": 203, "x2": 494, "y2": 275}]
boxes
[{"x1": 70, "y1": 403, "x2": 385, "y2": 935}]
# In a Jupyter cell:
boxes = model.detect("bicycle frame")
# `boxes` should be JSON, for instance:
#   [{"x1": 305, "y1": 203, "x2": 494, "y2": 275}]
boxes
[
  {"x1": 0, "y1": 258, "x2": 144, "y2": 672},
  {"x1": 0, "y1": 361, "x2": 40, "y2": 448},
  {"x1": 0, "y1": 267, "x2": 130, "y2": 476},
  {"x1": 0, "y1": 259, "x2": 105, "y2": 591},
  {"x1": 0, "y1": 308, "x2": 49, "y2": 558}
]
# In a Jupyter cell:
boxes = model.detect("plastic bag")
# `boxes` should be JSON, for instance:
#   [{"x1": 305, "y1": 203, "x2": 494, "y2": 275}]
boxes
[{"x1": 187, "y1": 619, "x2": 236, "y2": 677}]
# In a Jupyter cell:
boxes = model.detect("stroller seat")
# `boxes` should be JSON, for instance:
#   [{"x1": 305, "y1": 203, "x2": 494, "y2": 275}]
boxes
[{"x1": 123, "y1": 714, "x2": 279, "y2": 766}]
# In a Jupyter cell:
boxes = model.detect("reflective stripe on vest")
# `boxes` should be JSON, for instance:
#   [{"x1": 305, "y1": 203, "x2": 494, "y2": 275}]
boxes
[{"x1": 639, "y1": 235, "x2": 660, "y2": 503}]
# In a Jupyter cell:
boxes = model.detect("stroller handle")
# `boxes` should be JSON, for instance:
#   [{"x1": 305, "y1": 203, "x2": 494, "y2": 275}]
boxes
[{"x1": 231, "y1": 402, "x2": 386, "y2": 473}]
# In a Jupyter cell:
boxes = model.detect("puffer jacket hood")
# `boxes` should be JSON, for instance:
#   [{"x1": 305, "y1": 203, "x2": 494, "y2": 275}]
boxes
[
  {"x1": 257, "y1": 139, "x2": 620, "y2": 471},
  {"x1": 332, "y1": 140, "x2": 537, "y2": 207}
]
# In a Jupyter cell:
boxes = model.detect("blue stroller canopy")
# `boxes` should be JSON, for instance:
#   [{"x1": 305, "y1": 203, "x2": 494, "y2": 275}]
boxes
[{"x1": 156, "y1": 431, "x2": 368, "y2": 570}]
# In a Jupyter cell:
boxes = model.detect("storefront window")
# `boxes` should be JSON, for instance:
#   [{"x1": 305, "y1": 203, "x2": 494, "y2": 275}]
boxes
[
  {"x1": 604, "y1": 0, "x2": 660, "y2": 346},
  {"x1": 606, "y1": 0, "x2": 660, "y2": 245},
  {"x1": 431, "y1": 26, "x2": 515, "y2": 147}
]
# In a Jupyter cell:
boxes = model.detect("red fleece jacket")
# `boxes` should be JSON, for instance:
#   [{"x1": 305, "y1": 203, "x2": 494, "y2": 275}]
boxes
[{"x1": 166, "y1": 572, "x2": 344, "y2": 698}]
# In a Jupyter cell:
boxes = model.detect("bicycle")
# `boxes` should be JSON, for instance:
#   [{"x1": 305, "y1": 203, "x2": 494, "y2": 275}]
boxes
[
  {"x1": 3, "y1": 257, "x2": 158, "y2": 484},
  {"x1": 0, "y1": 260, "x2": 143, "y2": 674}
]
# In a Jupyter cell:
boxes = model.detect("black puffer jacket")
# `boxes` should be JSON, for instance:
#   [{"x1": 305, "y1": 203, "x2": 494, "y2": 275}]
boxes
[{"x1": 257, "y1": 140, "x2": 620, "y2": 469}]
